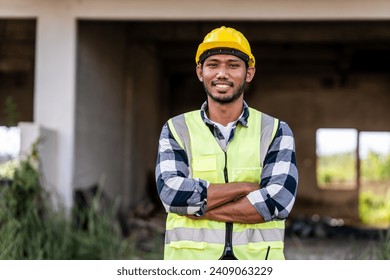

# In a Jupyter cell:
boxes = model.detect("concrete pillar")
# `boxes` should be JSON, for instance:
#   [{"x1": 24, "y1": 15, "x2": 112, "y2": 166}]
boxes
[{"x1": 34, "y1": 12, "x2": 76, "y2": 210}]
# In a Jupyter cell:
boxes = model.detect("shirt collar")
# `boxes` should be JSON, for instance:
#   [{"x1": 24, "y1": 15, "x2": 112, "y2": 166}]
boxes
[{"x1": 200, "y1": 101, "x2": 250, "y2": 127}]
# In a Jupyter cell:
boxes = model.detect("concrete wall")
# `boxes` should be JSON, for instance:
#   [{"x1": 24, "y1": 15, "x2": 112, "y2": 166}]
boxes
[
  {"x1": 74, "y1": 23, "x2": 126, "y2": 204},
  {"x1": 75, "y1": 22, "x2": 161, "y2": 210},
  {"x1": 125, "y1": 43, "x2": 161, "y2": 206}
]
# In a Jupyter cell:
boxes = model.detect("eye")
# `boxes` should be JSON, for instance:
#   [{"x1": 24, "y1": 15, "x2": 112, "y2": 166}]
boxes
[
  {"x1": 206, "y1": 63, "x2": 218, "y2": 68},
  {"x1": 229, "y1": 64, "x2": 240, "y2": 68}
]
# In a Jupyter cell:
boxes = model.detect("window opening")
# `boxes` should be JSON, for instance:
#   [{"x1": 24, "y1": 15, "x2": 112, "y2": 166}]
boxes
[
  {"x1": 359, "y1": 131, "x2": 390, "y2": 227},
  {"x1": 316, "y1": 128, "x2": 358, "y2": 190}
]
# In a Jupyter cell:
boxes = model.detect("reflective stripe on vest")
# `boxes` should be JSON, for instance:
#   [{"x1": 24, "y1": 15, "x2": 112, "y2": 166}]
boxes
[
  {"x1": 165, "y1": 107, "x2": 284, "y2": 260},
  {"x1": 166, "y1": 225, "x2": 284, "y2": 244}
]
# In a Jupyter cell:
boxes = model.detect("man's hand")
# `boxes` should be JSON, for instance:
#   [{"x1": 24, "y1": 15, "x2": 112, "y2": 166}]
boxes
[
  {"x1": 203, "y1": 196, "x2": 265, "y2": 224},
  {"x1": 206, "y1": 182, "x2": 259, "y2": 210},
  {"x1": 186, "y1": 182, "x2": 265, "y2": 224}
]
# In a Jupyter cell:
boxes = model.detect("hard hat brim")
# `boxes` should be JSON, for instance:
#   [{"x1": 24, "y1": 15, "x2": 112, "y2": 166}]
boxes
[
  {"x1": 198, "y1": 48, "x2": 250, "y2": 66},
  {"x1": 196, "y1": 41, "x2": 255, "y2": 66}
]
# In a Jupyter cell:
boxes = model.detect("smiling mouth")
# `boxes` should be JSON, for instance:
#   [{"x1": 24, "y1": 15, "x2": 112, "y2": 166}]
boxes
[{"x1": 212, "y1": 81, "x2": 233, "y2": 89}]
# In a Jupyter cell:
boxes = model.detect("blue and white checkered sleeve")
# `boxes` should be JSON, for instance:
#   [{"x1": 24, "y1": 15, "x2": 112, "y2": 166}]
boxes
[
  {"x1": 247, "y1": 121, "x2": 298, "y2": 221},
  {"x1": 155, "y1": 123, "x2": 208, "y2": 216}
]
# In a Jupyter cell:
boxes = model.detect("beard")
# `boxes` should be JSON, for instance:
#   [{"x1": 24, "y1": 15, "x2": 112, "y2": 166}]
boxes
[{"x1": 204, "y1": 80, "x2": 245, "y2": 104}]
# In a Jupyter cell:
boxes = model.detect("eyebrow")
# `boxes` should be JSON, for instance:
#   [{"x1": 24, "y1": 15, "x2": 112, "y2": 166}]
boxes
[{"x1": 205, "y1": 58, "x2": 243, "y2": 63}]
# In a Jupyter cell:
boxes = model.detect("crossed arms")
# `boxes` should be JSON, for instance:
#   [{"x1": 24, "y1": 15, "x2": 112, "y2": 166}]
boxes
[{"x1": 193, "y1": 182, "x2": 265, "y2": 224}]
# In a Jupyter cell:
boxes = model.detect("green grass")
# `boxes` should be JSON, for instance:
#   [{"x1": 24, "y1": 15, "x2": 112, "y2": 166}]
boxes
[{"x1": 377, "y1": 229, "x2": 390, "y2": 259}]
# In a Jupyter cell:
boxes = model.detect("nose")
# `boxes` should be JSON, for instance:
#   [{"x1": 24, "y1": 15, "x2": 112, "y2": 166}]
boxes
[{"x1": 216, "y1": 67, "x2": 229, "y2": 79}]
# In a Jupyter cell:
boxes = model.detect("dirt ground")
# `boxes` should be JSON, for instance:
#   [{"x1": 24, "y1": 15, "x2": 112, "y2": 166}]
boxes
[
  {"x1": 284, "y1": 235, "x2": 381, "y2": 260},
  {"x1": 283, "y1": 215, "x2": 387, "y2": 260}
]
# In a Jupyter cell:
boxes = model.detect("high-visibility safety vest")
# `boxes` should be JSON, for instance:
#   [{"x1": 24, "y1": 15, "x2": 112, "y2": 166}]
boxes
[{"x1": 165, "y1": 107, "x2": 285, "y2": 260}]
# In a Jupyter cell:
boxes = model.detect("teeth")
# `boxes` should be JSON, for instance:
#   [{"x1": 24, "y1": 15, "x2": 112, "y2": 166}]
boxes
[{"x1": 215, "y1": 84, "x2": 230, "y2": 88}]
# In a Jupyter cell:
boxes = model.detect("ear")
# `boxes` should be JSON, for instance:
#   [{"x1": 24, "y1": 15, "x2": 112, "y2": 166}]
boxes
[
  {"x1": 196, "y1": 64, "x2": 203, "y2": 82},
  {"x1": 245, "y1": 66, "x2": 256, "y2": 83}
]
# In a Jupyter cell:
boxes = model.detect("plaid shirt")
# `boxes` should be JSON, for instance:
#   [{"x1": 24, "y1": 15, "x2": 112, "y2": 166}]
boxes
[{"x1": 155, "y1": 101, "x2": 298, "y2": 222}]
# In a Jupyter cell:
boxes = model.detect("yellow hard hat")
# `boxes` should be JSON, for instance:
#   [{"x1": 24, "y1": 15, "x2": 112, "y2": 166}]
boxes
[{"x1": 195, "y1": 26, "x2": 255, "y2": 67}]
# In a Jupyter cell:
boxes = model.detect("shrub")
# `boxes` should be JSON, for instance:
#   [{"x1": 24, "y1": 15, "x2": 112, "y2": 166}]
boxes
[
  {"x1": 0, "y1": 142, "x2": 134, "y2": 260},
  {"x1": 359, "y1": 190, "x2": 390, "y2": 227}
]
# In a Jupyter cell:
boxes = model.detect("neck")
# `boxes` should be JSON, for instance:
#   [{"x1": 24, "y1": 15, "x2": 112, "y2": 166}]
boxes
[{"x1": 207, "y1": 98, "x2": 244, "y2": 126}]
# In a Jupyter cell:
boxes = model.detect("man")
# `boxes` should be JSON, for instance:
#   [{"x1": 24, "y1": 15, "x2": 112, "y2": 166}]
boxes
[{"x1": 155, "y1": 26, "x2": 298, "y2": 260}]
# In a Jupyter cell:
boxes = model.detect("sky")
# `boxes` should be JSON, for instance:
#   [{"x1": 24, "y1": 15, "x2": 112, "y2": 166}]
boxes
[
  {"x1": 0, "y1": 126, "x2": 20, "y2": 159},
  {"x1": 316, "y1": 128, "x2": 390, "y2": 158}
]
